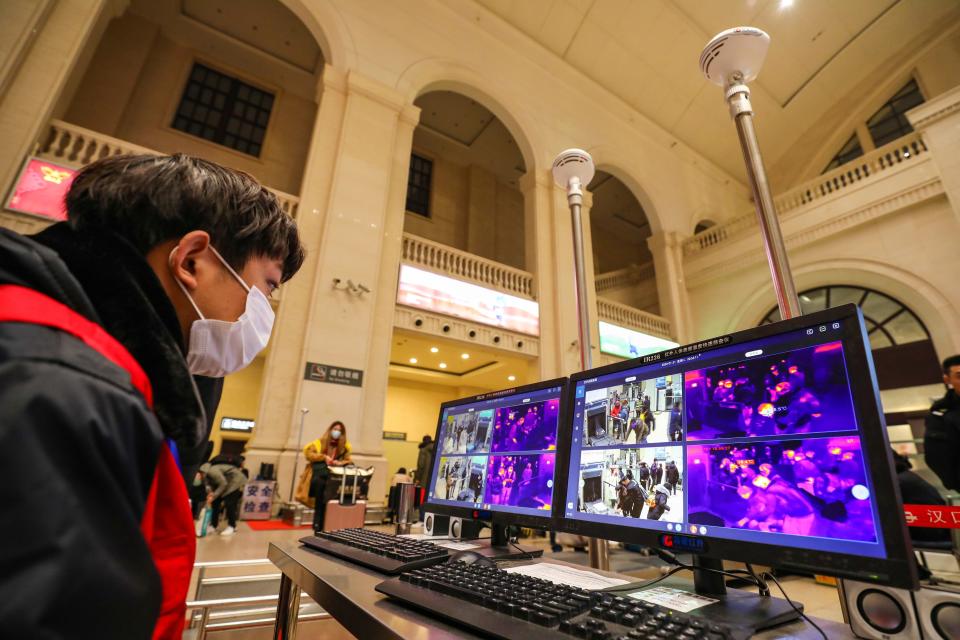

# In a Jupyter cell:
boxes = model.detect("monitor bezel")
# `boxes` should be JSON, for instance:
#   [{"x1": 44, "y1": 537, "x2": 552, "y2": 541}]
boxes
[
  {"x1": 553, "y1": 304, "x2": 918, "y2": 589},
  {"x1": 422, "y1": 377, "x2": 567, "y2": 529}
]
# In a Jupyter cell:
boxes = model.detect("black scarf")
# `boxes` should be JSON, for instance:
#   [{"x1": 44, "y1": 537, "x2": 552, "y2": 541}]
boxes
[{"x1": 32, "y1": 223, "x2": 206, "y2": 453}]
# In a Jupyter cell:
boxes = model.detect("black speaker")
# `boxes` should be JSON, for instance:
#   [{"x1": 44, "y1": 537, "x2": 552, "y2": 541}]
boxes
[
  {"x1": 450, "y1": 517, "x2": 483, "y2": 540},
  {"x1": 841, "y1": 578, "x2": 960, "y2": 639},
  {"x1": 424, "y1": 512, "x2": 450, "y2": 536}
]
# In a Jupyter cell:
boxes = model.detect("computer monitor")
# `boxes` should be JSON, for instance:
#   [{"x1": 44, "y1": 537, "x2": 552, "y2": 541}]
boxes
[
  {"x1": 423, "y1": 378, "x2": 567, "y2": 537},
  {"x1": 554, "y1": 304, "x2": 917, "y2": 629}
]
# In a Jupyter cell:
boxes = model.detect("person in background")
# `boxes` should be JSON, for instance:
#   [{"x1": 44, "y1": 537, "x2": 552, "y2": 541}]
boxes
[
  {"x1": 414, "y1": 435, "x2": 436, "y2": 486},
  {"x1": 304, "y1": 421, "x2": 352, "y2": 533},
  {"x1": 924, "y1": 355, "x2": 960, "y2": 490},
  {"x1": 891, "y1": 449, "x2": 951, "y2": 546},
  {"x1": 391, "y1": 467, "x2": 413, "y2": 487},
  {"x1": 0, "y1": 153, "x2": 304, "y2": 638},
  {"x1": 190, "y1": 441, "x2": 215, "y2": 520},
  {"x1": 199, "y1": 462, "x2": 246, "y2": 536}
]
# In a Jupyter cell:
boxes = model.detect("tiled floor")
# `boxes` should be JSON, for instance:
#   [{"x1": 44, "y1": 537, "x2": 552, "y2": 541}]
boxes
[{"x1": 193, "y1": 521, "x2": 851, "y2": 633}]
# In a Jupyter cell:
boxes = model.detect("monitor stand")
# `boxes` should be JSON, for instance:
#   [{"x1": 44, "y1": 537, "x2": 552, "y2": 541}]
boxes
[
  {"x1": 468, "y1": 522, "x2": 543, "y2": 561},
  {"x1": 622, "y1": 557, "x2": 802, "y2": 635}
]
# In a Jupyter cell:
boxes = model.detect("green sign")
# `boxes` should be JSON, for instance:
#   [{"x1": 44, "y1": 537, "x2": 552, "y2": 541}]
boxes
[{"x1": 383, "y1": 431, "x2": 407, "y2": 441}]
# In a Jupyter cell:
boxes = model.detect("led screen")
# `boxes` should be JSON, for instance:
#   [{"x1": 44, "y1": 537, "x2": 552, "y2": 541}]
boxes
[
  {"x1": 396, "y1": 265, "x2": 539, "y2": 335},
  {"x1": 599, "y1": 321, "x2": 679, "y2": 359}
]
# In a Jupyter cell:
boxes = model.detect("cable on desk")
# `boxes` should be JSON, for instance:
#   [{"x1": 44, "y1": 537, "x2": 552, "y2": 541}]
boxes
[{"x1": 761, "y1": 572, "x2": 828, "y2": 640}]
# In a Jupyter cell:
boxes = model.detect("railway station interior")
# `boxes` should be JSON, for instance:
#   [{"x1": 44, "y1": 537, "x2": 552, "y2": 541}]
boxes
[{"x1": 2, "y1": 0, "x2": 960, "y2": 638}]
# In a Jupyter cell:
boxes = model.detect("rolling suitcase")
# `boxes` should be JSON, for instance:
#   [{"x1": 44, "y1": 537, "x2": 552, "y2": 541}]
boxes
[{"x1": 323, "y1": 464, "x2": 367, "y2": 531}]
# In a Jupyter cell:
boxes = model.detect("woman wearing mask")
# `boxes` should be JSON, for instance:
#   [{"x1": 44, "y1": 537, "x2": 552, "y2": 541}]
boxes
[{"x1": 303, "y1": 421, "x2": 352, "y2": 533}]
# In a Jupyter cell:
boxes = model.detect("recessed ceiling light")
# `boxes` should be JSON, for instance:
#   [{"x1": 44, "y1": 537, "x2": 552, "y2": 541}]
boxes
[
  {"x1": 507, "y1": 375, "x2": 516, "y2": 381},
  {"x1": 461, "y1": 353, "x2": 470, "y2": 359},
  {"x1": 439, "y1": 362, "x2": 448, "y2": 369},
  {"x1": 409, "y1": 357, "x2": 418, "y2": 364},
  {"x1": 430, "y1": 347, "x2": 439, "y2": 353},
  {"x1": 778, "y1": 0, "x2": 794, "y2": 9}
]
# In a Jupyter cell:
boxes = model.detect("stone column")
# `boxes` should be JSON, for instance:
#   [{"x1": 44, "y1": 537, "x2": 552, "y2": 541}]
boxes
[
  {"x1": 647, "y1": 231, "x2": 692, "y2": 343},
  {"x1": 521, "y1": 170, "x2": 600, "y2": 379},
  {"x1": 0, "y1": 0, "x2": 120, "y2": 225},
  {"x1": 247, "y1": 68, "x2": 419, "y2": 504},
  {"x1": 907, "y1": 85, "x2": 960, "y2": 227}
]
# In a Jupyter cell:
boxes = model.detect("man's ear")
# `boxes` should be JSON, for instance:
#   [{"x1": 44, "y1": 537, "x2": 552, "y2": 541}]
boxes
[{"x1": 170, "y1": 231, "x2": 211, "y2": 291}]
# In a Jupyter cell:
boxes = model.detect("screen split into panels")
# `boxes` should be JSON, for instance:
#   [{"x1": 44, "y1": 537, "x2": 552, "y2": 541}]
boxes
[{"x1": 421, "y1": 304, "x2": 918, "y2": 589}]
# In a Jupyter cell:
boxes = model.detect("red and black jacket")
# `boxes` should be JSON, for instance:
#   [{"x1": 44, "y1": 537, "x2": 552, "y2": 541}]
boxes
[{"x1": 0, "y1": 226, "x2": 204, "y2": 639}]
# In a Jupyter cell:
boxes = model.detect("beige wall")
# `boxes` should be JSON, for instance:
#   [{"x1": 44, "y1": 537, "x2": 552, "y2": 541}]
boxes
[
  {"x1": 402, "y1": 134, "x2": 527, "y2": 270},
  {"x1": 209, "y1": 355, "x2": 266, "y2": 456},
  {"x1": 63, "y1": 11, "x2": 317, "y2": 195}
]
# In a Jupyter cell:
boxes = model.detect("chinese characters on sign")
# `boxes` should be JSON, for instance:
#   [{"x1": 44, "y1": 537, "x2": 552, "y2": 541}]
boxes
[
  {"x1": 5, "y1": 158, "x2": 77, "y2": 221},
  {"x1": 304, "y1": 362, "x2": 364, "y2": 387},
  {"x1": 903, "y1": 504, "x2": 960, "y2": 528},
  {"x1": 240, "y1": 480, "x2": 276, "y2": 520}
]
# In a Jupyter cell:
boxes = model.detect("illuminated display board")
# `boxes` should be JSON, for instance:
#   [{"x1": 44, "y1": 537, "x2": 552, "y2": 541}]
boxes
[
  {"x1": 598, "y1": 320, "x2": 679, "y2": 359},
  {"x1": 396, "y1": 265, "x2": 539, "y2": 336},
  {"x1": 5, "y1": 158, "x2": 76, "y2": 221}
]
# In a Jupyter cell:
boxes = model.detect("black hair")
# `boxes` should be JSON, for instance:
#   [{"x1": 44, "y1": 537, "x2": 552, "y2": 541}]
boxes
[
  {"x1": 65, "y1": 154, "x2": 304, "y2": 282},
  {"x1": 944, "y1": 355, "x2": 960, "y2": 375},
  {"x1": 398, "y1": 467, "x2": 407, "y2": 474},
  {"x1": 422, "y1": 435, "x2": 432, "y2": 443}
]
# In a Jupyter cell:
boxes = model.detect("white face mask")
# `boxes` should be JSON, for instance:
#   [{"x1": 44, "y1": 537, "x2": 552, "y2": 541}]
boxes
[
  {"x1": 171, "y1": 245, "x2": 275, "y2": 377},
  {"x1": 331, "y1": 430, "x2": 342, "y2": 440}
]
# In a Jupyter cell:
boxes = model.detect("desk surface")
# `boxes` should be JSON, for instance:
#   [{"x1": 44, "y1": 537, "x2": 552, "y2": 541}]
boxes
[{"x1": 268, "y1": 542, "x2": 856, "y2": 640}]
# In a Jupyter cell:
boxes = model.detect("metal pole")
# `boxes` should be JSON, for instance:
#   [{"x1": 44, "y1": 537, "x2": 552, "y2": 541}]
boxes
[
  {"x1": 569, "y1": 196, "x2": 610, "y2": 572},
  {"x1": 272, "y1": 574, "x2": 300, "y2": 640},
  {"x1": 288, "y1": 408, "x2": 309, "y2": 502},
  {"x1": 726, "y1": 80, "x2": 802, "y2": 321},
  {"x1": 395, "y1": 482, "x2": 416, "y2": 535}
]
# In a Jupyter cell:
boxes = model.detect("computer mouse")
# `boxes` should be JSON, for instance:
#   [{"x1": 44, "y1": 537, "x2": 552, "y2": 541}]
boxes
[{"x1": 448, "y1": 550, "x2": 497, "y2": 567}]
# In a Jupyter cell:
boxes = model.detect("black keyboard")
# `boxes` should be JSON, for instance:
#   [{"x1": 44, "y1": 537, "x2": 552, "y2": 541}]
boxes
[
  {"x1": 376, "y1": 561, "x2": 749, "y2": 640},
  {"x1": 299, "y1": 529, "x2": 450, "y2": 575}
]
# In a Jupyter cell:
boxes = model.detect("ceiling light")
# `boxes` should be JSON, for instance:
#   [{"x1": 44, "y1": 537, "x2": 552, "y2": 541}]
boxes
[
  {"x1": 409, "y1": 357, "x2": 418, "y2": 364},
  {"x1": 430, "y1": 347, "x2": 439, "y2": 353},
  {"x1": 439, "y1": 362, "x2": 448, "y2": 369},
  {"x1": 778, "y1": 0, "x2": 794, "y2": 9},
  {"x1": 507, "y1": 375, "x2": 516, "y2": 381},
  {"x1": 461, "y1": 353, "x2": 470, "y2": 359}
]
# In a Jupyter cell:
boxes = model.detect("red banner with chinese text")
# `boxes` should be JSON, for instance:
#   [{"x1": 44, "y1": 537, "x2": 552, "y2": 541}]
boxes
[{"x1": 904, "y1": 504, "x2": 960, "y2": 528}]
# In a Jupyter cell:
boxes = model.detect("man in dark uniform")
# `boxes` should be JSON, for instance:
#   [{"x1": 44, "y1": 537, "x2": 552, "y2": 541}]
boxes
[
  {"x1": 924, "y1": 355, "x2": 960, "y2": 490},
  {"x1": 637, "y1": 461, "x2": 651, "y2": 492},
  {"x1": 665, "y1": 460, "x2": 681, "y2": 495}
]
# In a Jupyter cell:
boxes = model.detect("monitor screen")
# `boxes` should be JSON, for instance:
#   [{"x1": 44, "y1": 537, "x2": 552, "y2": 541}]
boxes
[
  {"x1": 556, "y1": 305, "x2": 916, "y2": 587},
  {"x1": 424, "y1": 379, "x2": 566, "y2": 524}
]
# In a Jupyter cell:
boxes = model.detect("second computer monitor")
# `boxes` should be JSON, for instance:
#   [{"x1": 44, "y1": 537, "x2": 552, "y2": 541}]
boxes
[{"x1": 423, "y1": 378, "x2": 567, "y2": 528}]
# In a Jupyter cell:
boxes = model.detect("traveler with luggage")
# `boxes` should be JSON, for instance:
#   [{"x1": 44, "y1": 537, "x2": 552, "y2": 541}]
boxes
[{"x1": 303, "y1": 421, "x2": 353, "y2": 532}]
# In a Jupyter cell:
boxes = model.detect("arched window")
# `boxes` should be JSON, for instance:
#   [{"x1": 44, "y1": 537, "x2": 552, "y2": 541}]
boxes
[
  {"x1": 760, "y1": 285, "x2": 929, "y2": 351},
  {"x1": 760, "y1": 285, "x2": 941, "y2": 393},
  {"x1": 693, "y1": 219, "x2": 716, "y2": 235}
]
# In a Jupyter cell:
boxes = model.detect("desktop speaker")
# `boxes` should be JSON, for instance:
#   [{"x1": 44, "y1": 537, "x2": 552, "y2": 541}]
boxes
[
  {"x1": 424, "y1": 513, "x2": 450, "y2": 536},
  {"x1": 839, "y1": 578, "x2": 960, "y2": 639},
  {"x1": 916, "y1": 582, "x2": 960, "y2": 640},
  {"x1": 450, "y1": 517, "x2": 483, "y2": 540}
]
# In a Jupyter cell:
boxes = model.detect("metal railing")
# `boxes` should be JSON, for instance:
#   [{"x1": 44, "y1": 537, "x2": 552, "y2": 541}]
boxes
[
  {"x1": 683, "y1": 131, "x2": 929, "y2": 256},
  {"x1": 188, "y1": 559, "x2": 328, "y2": 640},
  {"x1": 401, "y1": 232, "x2": 535, "y2": 299},
  {"x1": 595, "y1": 262, "x2": 655, "y2": 292},
  {"x1": 35, "y1": 120, "x2": 300, "y2": 218},
  {"x1": 596, "y1": 297, "x2": 672, "y2": 339}
]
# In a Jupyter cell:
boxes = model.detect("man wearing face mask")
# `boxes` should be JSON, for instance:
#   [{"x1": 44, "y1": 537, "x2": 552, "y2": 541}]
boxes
[{"x1": 0, "y1": 154, "x2": 304, "y2": 639}]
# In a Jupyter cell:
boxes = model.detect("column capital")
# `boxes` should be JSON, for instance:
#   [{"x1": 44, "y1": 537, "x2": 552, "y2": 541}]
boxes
[
  {"x1": 907, "y1": 84, "x2": 960, "y2": 131},
  {"x1": 346, "y1": 70, "x2": 413, "y2": 115},
  {"x1": 646, "y1": 230, "x2": 683, "y2": 251}
]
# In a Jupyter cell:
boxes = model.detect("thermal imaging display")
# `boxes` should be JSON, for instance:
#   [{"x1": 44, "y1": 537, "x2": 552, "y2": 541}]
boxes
[
  {"x1": 563, "y1": 318, "x2": 890, "y2": 558},
  {"x1": 685, "y1": 342, "x2": 856, "y2": 440},
  {"x1": 428, "y1": 383, "x2": 564, "y2": 517}
]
